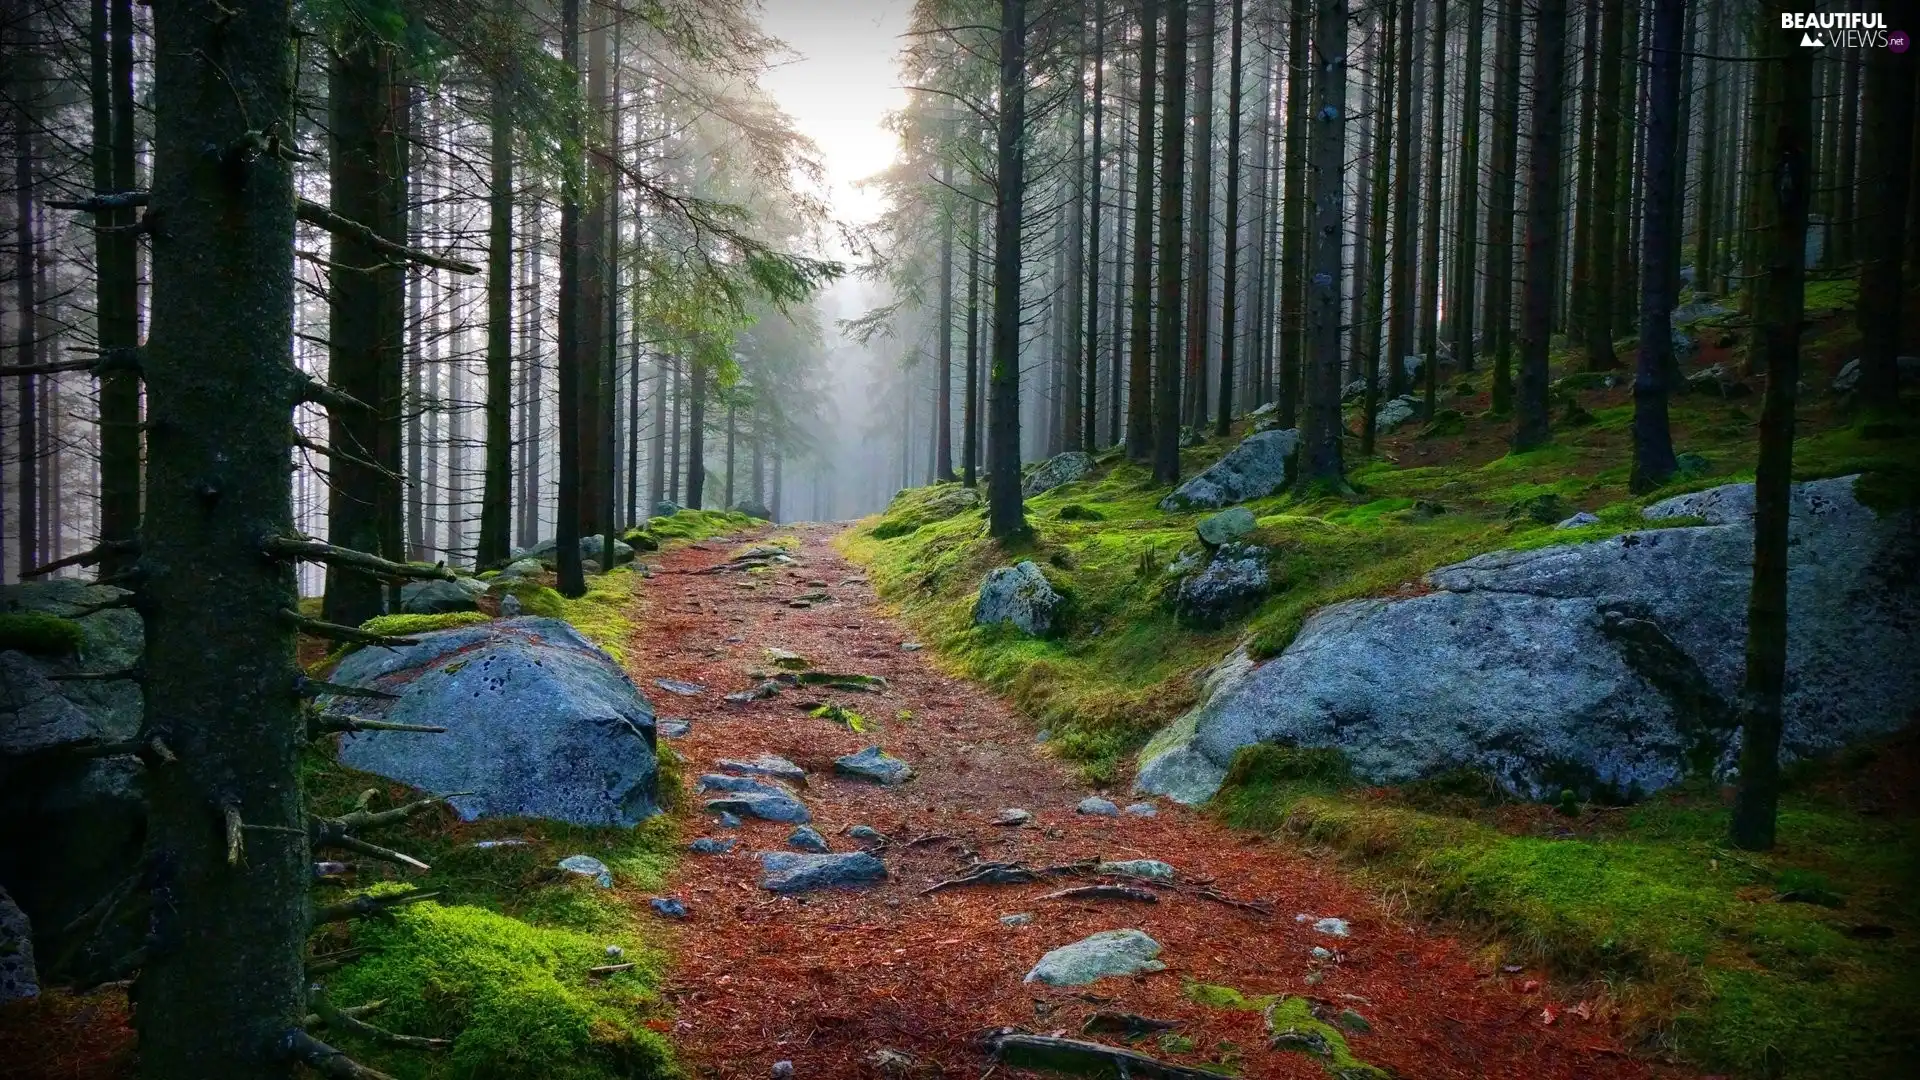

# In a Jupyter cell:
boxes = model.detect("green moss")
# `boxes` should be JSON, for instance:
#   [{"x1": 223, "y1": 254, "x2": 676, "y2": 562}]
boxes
[
  {"x1": 552, "y1": 570, "x2": 637, "y2": 664},
  {"x1": 328, "y1": 902, "x2": 674, "y2": 1080},
  {"x1": 1211, "y1": 745, "x2": 1355, "y2": 834},
  {"x1": 1262, "y1": 996, "x2": 1389, "y2": 1080},
  {"x1": 0, "y1": 612, "x2": 85, "y2": 656},
  {"x1": 641, "y1": 508, "x2": 755, "y2": 543},
  {"x1": 489, "y1": 579, "x2": 569, "y2": 619},
  {"x1": 361, "y1": 612, "x2": 492, "y2": 638}
]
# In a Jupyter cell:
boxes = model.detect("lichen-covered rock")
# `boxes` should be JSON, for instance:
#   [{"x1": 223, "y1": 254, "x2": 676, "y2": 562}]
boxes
[
  {"x1": 1023, "y1": 929, "x2": 1165, "y2": 986},
  {"x1": 1138, "y1": 476, "x2": 1920, "y2": 805},
  {"x1": 494, "y1": 557, "x2": 545, "y2": 581},
  {"x1": 733, "y1": 499, "x2": 773, "y2": 520},
  {"x1": 717, "y1": 754, "x2": 807, "y2": 787},
  {"x1": 559, "y1": 854, "x2": 613, "y2": 888},
  {"x1": 1097, "y1": 859, "x2": 1175, "y2": 882},
  {"x1": 696, "y1": 773, "x2": 793, "y2": 798},
  {"x1": 1372, "y1": 395, "x2": 1419, "y2": 433},
  {"x1": 1174, "y1": 544, "x2": 1271, "y2": 629},
  {"x1": 758, "y1": 851, "x2": 887, "y2": 893},
  {"x1": 1076, "y1": 796, "x2": 1120, "y2": 817},
  {"x1": 1196, "y1": 507, "x2": 1257, "y2": 548},
  {"x1": 787, "y1": 826, "x2": 830, "y2": 852},
  {"x1": 515, "y1": 534, "x2": 635, "y2": 568},
  {"x1": 833, "y1": 745, "x2": 913, "y2": 785},
  {"x1": 653, "y1": 500, "x2": 683, "y2": 517},
  {"x1": 975, "y1": 561, "x2": 1064, "y2": 637},
  {"x1": 327, "y1": 618, "x2": 659, "y2": 826},
  {"x1": 1024, "y1": 451, "x2": 1095, "y2": 496},
  {"x1": 1161, "y1": 429, "x2": 1299, "y2": 511},
  {"x1": 400, "y1": 578, "x2": 480, "y2": 614},
  {"x1": 705, "y1": 791, "x2": 811, "y2": 824}
]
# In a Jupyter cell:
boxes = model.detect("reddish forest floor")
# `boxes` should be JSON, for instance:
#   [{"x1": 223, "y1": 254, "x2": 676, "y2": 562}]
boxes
[{"x1": 634, "y1": 526, "x2": 1688, "y2": 1080}]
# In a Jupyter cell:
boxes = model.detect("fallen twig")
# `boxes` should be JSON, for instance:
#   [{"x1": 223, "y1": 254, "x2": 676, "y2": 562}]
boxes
[{"x1": 1039, "y1": 885, "x2": 1159, "y2": 904}]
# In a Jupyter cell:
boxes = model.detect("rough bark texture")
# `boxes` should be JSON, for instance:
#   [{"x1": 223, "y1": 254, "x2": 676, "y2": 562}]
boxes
[
  {"x1": 1450, "y1": 0, "x2": 1484, "y2": 375},
  {"x1": 1583, "y1": 0, "x2": 1625, "y2": 371},
  {"x1": 138, "y1": 1, "x2": 310, "y2": 1074},
  {"x1": 1278, "y1": 0, "x2": 1309, "y2": 426},
  {"x1": 1630, "y1": 0, "x2": 1682, "y2": 495},
  {"x1": 1730, "y1": 0, "x2": 1812, "y2": 852},
  {"x1": 1418, "y1": 0, "x2": 1446, "y2": 420},
  {"x1": 556, "y1": 0, "x2": 587, "y2": 597},
  {"x1": 1126, "y1": 0, "x2": 1161, "y2": 461},
  {"x1": 1361, "y1": 0, "x2": 1398, "y2": 457},
  {"x1": 1485, "y1": 0, "x2": 1520, "y2": 415},
  {"x1": 1152, "y1": 0, "x2": 1189, "y2": 485},
  {"x1": 1182, "y1": 0, "x2": 1214, "y2": 430},
  {"x1": 478, "y1": 39, "x2": 516, "y2": 569},
  {"x1": 937, "y1": 161, "x2": 956, "y2": 481},
  {"x1": 96, "y1": 0, "x2": 140, "y2": 574},
  {"x1": 964, "y1": 197, "x2": 981, "y2": 486},
  {"x1": 1214, "y1": 0, "x2": 1245, "y2": 436},
  {"x1": 1385, "y1": 0, "x2": 1417, "y2": 398},
  {"x1": 1513, "y1": 0, "x2": 1569, "y2": 451},
  {"x1": 323, "y1": 33, "x2": 408, "y2": 624},
  {"x1": 1298, "y1": 0, "x2": 1347, "y2": 488},
  {"x1": 1856, "y1": 13, "x2": 1916, "y2": 407},
  {"x1": 988, "y1": 0, "x2": 1029, "y2": 538},
  {"x1": 1084, "y1": 0, "x2": 1107, "y2": 449}
]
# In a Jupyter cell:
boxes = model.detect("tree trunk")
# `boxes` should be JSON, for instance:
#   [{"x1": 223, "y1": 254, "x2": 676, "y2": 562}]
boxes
[
  {"x1": 1834, "y1": 50, "x2": 1861, "y2": 269},
  {"x1": 576, "y1": 13, "x2": 609, "y2": 540},
  {"x1": 94, "y1": 0, "x2": 140, "y2": 573},
  {"x1": 1484, "y1": 0, "x2": 1517, "y2": 416},
  {"x1": 1385, "y1": 0, "x2": 1418, "y2": 398},
  {"x1": 1300, "y1": 0, "x2": 1348, "y2": 487},
  {"x1": 1730, "y1": 0, "x2": 1813, "y2": 852},
  {"x1": 724, "y1": 401, "x2": 736, "y2": 508},
  {"x1": 1153, "y1": 0, "x2": 1189, "y2": 484},
  {"x1": 1064, "y1": 32, "x2": 1087, "y2": 453},
  {"x1": 324, "y1": 33, "x2": 407, "y2": 623},
  {"x1": 938, "y1": 161, "x2": 956, "y2": 480},
  {"x1": 1569, "y1": 0, "x2": 1600, "y2": 342},
  {"x1": 1215, "y1": 0, "x2": 1246, "y2": 435},
  {"x1": 1084, "y1": 0, "x2": 1107, "y2": 450},
  {"x1": 1513, "y1": 0, "x2": 1569, "y2": 451},
  {"x1": 1126, "y1": 0, "x2": 1161, "y2": 462},
  {"x1": 138, "y1": 0, "x2": 309, "y2": 1073},
  {"x1": 555, "y1": 0, "x2": 587, "y2": 597},
  {"x1": 1278, "y1": 0, "x2": 1310, "y2": 426},
  {"x1": 1693, "y1": 0, "x2": 1721, "y2": 296},
  {"x1": 478, "y1": 33, "x2": 515, "y2": 569},
  {"x1": 650, "y1": 351, "x2": 667, "y2": 510},
  {"x1": 686, "y1": 351, "x2": 707, "y2": 509},
  {"x1": 1856, "y1": 10, "x2": 1916, "y2": 406},
  {"x1": 1182, "y1": 0, "x2": 1215, "y2": 430},
  {"x1": 1451, "y1": 0, "x2": 1484, "y2": 375},
  {"x1": 988, "y1": 0, "x2": 1030, "y2": 537},
  {"x1": 964, "y1": 196, "x2": 981, "y2": 486},
  {"x1": 1418, "y1": 0, "x2": 1447, "y2": 417},
  {"x1": 13, "y1": 14, "x2": 39, "y2": 574},
  {"x1": 1108, "y1": 74, "x2": 1132, "y2": 447},
  {"x1": 1361, "y1": 0, "x2": 1398, "y2": 455},
  {"x1": 1581, "y1": 0, "x2": 1624, "y2": 371},
  {"x1": 1630, "y1": 0, "x2": 1682, "y2": 494}
]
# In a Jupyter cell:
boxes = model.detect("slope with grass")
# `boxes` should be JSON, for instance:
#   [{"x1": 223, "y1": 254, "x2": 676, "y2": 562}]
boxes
[{"x1": 839, "y1": 288, "x2": 1920, "y2": 1078}]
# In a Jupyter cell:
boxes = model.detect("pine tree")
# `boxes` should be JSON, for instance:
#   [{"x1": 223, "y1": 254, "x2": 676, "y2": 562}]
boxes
[
  {"x1": 1153, "y1": 0, "x2": 1189, "y2": 484},
  {"x1": 1514, "y1": 0, "x2": 1570, "y2": 451},
  {"x1": 1630, "y1": 0, "x2": 1683, "y2": 494},
  {"x1": 1299, "y1": 0, "x2": 1349, "y2": 488},
  {"x1": 988, "y1": 0, "x2": 1030, "y2": 537}
]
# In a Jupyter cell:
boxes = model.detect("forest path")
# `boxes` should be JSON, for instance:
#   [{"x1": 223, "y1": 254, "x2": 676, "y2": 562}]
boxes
[{"x1": 625, "y1": 525, "x2": 1671, "y2": 1080}]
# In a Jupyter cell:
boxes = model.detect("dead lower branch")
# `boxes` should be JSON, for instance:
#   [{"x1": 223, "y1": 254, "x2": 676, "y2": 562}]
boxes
[
  {"x1": 266, "y1": 536, "x2": 453, "y2": 583},
  {"x1": 296, "y1": 675, "x2": 399, "y2": 701},
  {"x1": 308, "y1": 985, "x2": 448, "y2": 1051},
  {"x1": 296, "y1": 198, "x2": 480, "y2": 274},
  {"x1": 20, "y1": 538, "x2": 138, "y2": 578},
  {"x1": 985, "y1": 1030, "x2": 1227, "y2": 1079},
  {"x1": 309, "y1": 712, "x2": 447, "y2": 739},
  {"x1": 282, "y1": 1028, "x2": 401, "y2": 1080},
  {"x1": 314, "y1": 889, "x2": 440, "y2": 925},
  {"x1": 296, "y1": 374, "x2": 371, "y2": 414},
  {"x1": 281, "y1": 609, "x2": 419, "y2": 649},
  {"x1": 1039, "y1": 885, "x2": 1159, "y2": 904}
]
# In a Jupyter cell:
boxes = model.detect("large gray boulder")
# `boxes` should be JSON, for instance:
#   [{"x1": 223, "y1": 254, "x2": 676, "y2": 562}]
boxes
[
  {"x1": 1024, "y1": 451, "x2": 1095, "y2": 497},
  {"x1": 974, "y1": 561, "x2": 1064, "y2": 637},
  {"x1": 400, "y1": 578, "x2": 480, "y2": 614},
  {"x1": 1173, "y1": 544, "x2": 1271, "y2": 629},
  {"x1": 326, "y1": 617, "x2": 659, "y2": 827},
  {"x1": 1137, "y1": 476, "x2": 1920, "y2": 806},
  {"x1": 1160, "y1": 429, "x2": 1299, "y2": 512},
  {"x1": 1373, "y1": 395, "x2": 1419, "y2": 433},
  {"x1": 0, "y1": 581, "x2": 147, "y2": 984},
  {"x1": 758, "y1": 851, "x2": 886, "y2": 893},
  {"x1": 515, "y1": 534, "x2": 635, "y2": 569}
]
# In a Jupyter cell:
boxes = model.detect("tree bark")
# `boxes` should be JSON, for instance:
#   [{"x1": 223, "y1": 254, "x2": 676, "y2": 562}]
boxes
[
  {"x1": 13, "y1": 12, "x2": 39, "y2": 574},
  {"x1": 1484, "y1": 0, "x2": 1519, "y2": 416},
  {"x1": 1693, "y1": 0, "x2": 1721, "y2": 296},
  {"x1": 1214, "y1": 0, "x2": 1246, "y2": 435},
  {"x1": 95, "y1": 0, "x2": 140, "y2": 573},
  {"x1": 1299, "y1": 0, "x2": 1348, "y2": 488},
  {"x1": 1730, "y1": 0, "x2": 1813, "y2": 852},
  {"x1": 1084, "y1": 0, "x2": 1107, "y2": 449},
  {"x1": 1451, "y1": 0, "x2": 1484, "y2": 376},
  {"x1": 988, "y1": 0, "x2": 1030, "y2": 537},
  {"x1": 1126, "y1": 0, "x2": 1161, "y2": 461},
  {"x1": 1569, "y1": 0, "x2": 1600, "y2": 342},
  {"x1": 1361, "y1": 0, "x2": 1398, "y2": 455},
  {"x1": 1278, "y1": 0, "x2": 1310, "y2": 426},
  {"x1": 686, "y1": 351, "x2": 707, "y2": 509},
  {"x1": 1418, "y1": 0, "x2": 1447, "y2": 417},
  {"x1": 1855, "y1": 7, "x2": 1916, "y2": 406},
  {"x1": 1582, "y1": 0, "x2": 1624, "y2": 371},
  {"x1": 1513, "y1": 0, "x2": 1569, "y2": 451},
  {"x1": 1182, "y1": 0, "x2": 1215, "y2": 430},
  {"x1": 1064, "y1": 27, "x2": 1087, "y2": 453},
  {"x1": 937, "y1": 160, "x2": 957, "y2": 480},
  {"x1": 477, "y1": 27, "x2": 516, "y2": 569},
  {"x1": 138, "y1": 1, "x2": 309, "y2": 1073},
  {"x1": 1630, "y1": 0, "x2": 1683, "y2": 494},
  {"x1": 556, "y1": 0, "x2": 587, "y2": 597},
  {"x1": 964, "y1": 196, "x2": 982, "y2": 486},
  {"x1": 1152, "y1": 0, "x2": 1189, "y2": 484},
  {"x1": 1385, "y1": 0, "x2": 1418, "y2": 398}
]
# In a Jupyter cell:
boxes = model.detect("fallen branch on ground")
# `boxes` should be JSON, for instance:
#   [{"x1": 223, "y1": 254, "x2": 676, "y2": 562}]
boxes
[
  {"x1": 314, "y1": 889, "x2": 439, "y2": 925},
  {"x1": 281, "y1": 1029, "x2": 400, "y2": 1080},
  {"x1": 984, "y1": 1030, "x2": 1230, "y2": 1079},
  {"x1": 1039, "y1": 885, "x2": 1159, "y2": 904}
]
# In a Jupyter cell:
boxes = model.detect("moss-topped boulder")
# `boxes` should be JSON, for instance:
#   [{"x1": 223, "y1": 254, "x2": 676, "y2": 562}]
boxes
[{"x1": 1160, "y1": 428, "x2": 1299, "y2": 512}]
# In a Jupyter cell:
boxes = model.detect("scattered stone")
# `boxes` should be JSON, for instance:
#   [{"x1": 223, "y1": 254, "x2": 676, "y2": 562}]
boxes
[
  {"x1": 845, "y1": 825, "x2": 886, "y2": 843},
  {"x1": 1024, "y1": 450, "x2": 1096, "y2": 496},
  {"x1": 498, "y1": 593, "x2": 523, "y2": 617},
  {"x1": 649, "y1": 897, "x2": 688, "y2": 919},
  {"x1": 788, "y1": 600, "x2": 813, "y2": 610},
  {"x1": 1196, "y1": 506, "x2": 1257, "y2": 548},
  {"x1": 869, "y1": 1049, "x2": 917, "y2": 1077},
  {"x1": 558, "y1": 855, "x2": 613, "y2": 888},
  {"x1": 724, "y1": 680, "x2": 783, "y2": 703},
  {"x1": 1339, "y1": 1008, "x2": 1372, "y2": 1033},
  {"x1": 1124, "y1": 802, "x2": 1158, "y2": 817},
  {"x1": 655, "y1": 678, "x2": 706, "y2": 696},
  {"x1": 653, "y1": 500, "x2": 682, "y2": 517},
  {"x1": 733, "y1": 499, "x2": 773, "y2": 520},
  {"x1": 1174, "y1": 543, "x2": 1271, "y2": 629},
  {"x1": 688, "y1": 837, "x2": 736, "y2": 854},
  {"x1": 327, "y1": 618, "x2": 659, "y2": 827},
  {"x1": 0, "y1": 887, "x2": 37, "y2": 1003},
  {"x1": 771, "y1": 1062, "x2": 794, "y2": 1080},
  {"x1": 1160, "y1": 428, "x2": 1300, "y2": 511},
  {"x1": 657, "y1": 719, "x2": 692, "y2": 738},
  {"x1": 716, "y1": 811, "x2": 744, "y2": 828},
  {"x1": 901, "y1": 642, "x2": 924, "y2": 652},
  {"x1": 787, "y1": 825, "x2": 831, "y2": 852},
  {"x1": 1023, "y1": 929, "x2": 1166, "y2": 986},
  {"x1": 974, "y1": 561, "x2": 1065, "y2": 637},
  {"x1": 1076, "y1": 796, "x2": 1121, "y2": 817},
  {"x1": 516, "y1": 534, "x2": 635, "y2": 569},
  {"x1": 400, "y1": 578, "x2": 481, "y2": 614},
  {"x1": 1686, "y1": 363, "x2": 1753, "y2": 399},
  {"x1": 705, "y1": 792, "x2": 811, "y2": 824},
  {"x1": 1825, "y1": 357, "x2": 1920, "y2": 393},
  {"x1": 1096, "y1": 859, "x2": 1175, "y2": 882},
  {"x1": 470, "y1": 839, "x2": 529, "y2": 849},
  {"x1": 993, "y1": 808, "x2": 1033, "y2": 826},
  {"x1": 696, "y1": 773, "x2": 793, "y2": 798},
  {"x1": 764, "y1": 647, "x2": 808, "y2": 668},
  {"x1": 834, "y1": 745, "x2": 914, "y2": 785},
  {"x1": 1310, "y1": 946, "x2": 1333, "y2": 960},
  {"x1": 1507, "y1": 492, "x2": 1571, "y2": 526},
  {"x1": 605, "y1": 944, "x2": 624, "y2": 959},
  {"x1": 716, "y1": 754, "x2": 807, "y2": 786},
  {"x1": 495, "y1": 557, "x2": 545, "y2": 580},
  {"x1": 758, "y1": 851, "x2": 888, "y2": 893},
  {"x1": 1313, "y1": 917, "x2": 1351, "y2": 937},
  {"x1": 1555, "y1": 511, "x2": 1601, "y2": 530},
  {"x1": 1001, "y1": 912, "x2": 1035, "y2": 927},
  {"x1": 1373, "y1": 395, "x2": 1419, "y2": 433}
]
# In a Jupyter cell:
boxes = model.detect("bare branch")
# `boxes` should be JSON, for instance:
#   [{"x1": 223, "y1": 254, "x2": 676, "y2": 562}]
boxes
[
  {"x1": 281, "y1": 609, "x2": 419, "y2": 649},
  {"x1": 47, "y1": 191, "x2": 150, "y2": 212},
  {"x1": 21, "y1": 539, "x2": 139, "y2": 578},
  {"x1": 296, "y1": 675, "x2": 400, "y2": 701},
  {"x1": 309, "y1": 713, "x2": 447, "y2": 739},
  {"x1": 1038, "y1": 884, "x2": 1160, "y2": 904},
  {"x1": 266, "y1": 536, "x2": 453, "y2": 583},
  {"x1": 313, "y1": 889, "x2": 440, "y2": 925},
  {"x1": 308, "y1": 986, "x2": 448, "y2": 1051},
  {"x1": 296, "y1": 374, "x2": 371, "y2": 414},
  {"x1": 281, "y1": 1029, "x2": 400, "y2": 1080},
  {"x1": 296, "y1": 198, "x2": 480, "y2": 275}
]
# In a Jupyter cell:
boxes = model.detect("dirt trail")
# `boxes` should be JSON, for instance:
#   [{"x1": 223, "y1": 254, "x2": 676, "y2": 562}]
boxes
[{"x1": 629, "y1": 525, "x2": 1669, "y2": 1080}]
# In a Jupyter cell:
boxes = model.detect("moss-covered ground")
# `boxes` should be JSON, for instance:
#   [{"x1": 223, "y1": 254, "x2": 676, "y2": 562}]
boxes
[
  {"x1": 839, "y1": 286, "x2": 1920, "y2": 1077},
  {"x1": 304, "y1": 565, "x2": 688, "y2": 1079}
]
